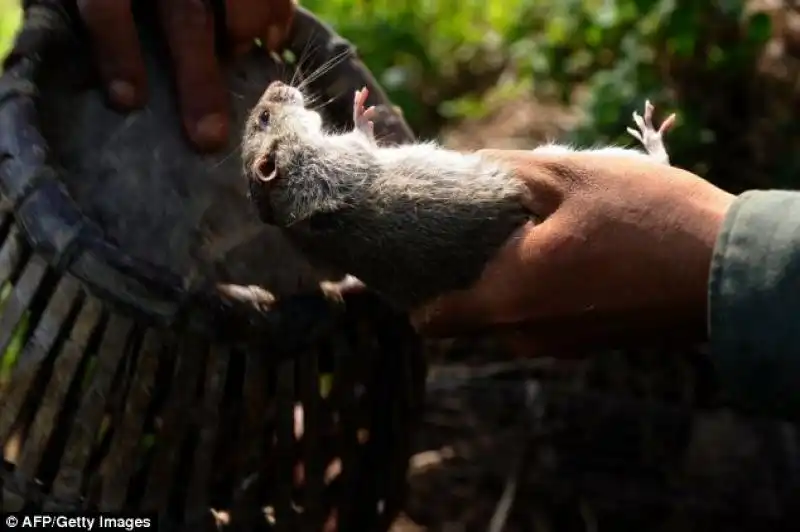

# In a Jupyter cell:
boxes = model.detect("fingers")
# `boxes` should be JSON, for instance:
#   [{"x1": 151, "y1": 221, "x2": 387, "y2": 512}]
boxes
[
  {"x1": 225, "y1": 0, "x2": 296, "y2": 54},
  {"x1": 357, "y1": 87, "x2": 369, "y2": 106},
  {"x1": 158, "y1": 0, "x2": 229, "y2": 152},
  {"x1": 632, "y1": 109, "x2": 646, "y2": 132},
  {"x1": 353, "y1": 88, "x2": 366, "y2": 122},
  {"x1": 353, "y1": 87, "x2": 377, "y2": 136},
  {"x1": 626, "y1": 127, "x2": 644, "y2": 143},
  {"x1": 78, "y1": 0, "x2": 146, "y2": 109},
  {"x1": 354, "y1": 87, "x2": 368, "y2": 115},
  {"x1": 659, "y1": 113, "x2": 677, "y2": 135},
  {"x1": 640, "y1": 101, "x2": 676, "y2": 136},
  {"x1": 319, "y1": 275, "x2": 367, "y2": 303},
  {"x1": 643, "y1": 99, "x2": 654, "y2": 125}
]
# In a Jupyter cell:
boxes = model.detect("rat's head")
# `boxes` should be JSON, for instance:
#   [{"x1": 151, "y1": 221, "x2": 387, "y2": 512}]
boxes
[{"x1": 242, "y1": 81, "x2": 335, "y2": 226}]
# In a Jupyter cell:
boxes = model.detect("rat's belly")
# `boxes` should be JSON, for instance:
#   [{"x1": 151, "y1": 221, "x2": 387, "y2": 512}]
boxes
[{"x1": 287, "y1": 202, "x2": 529, "y2": 309}]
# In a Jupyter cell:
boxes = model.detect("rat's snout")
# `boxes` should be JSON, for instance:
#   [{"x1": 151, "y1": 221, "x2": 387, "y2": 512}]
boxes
[{"x1": 264, "y1": 81, "x2": 305, "y2": 106}]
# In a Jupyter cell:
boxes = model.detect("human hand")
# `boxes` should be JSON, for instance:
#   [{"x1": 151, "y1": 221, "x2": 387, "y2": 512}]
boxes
[
  {"x1": 77, "y1": 0, "x2": 295, "y2": 152},
  {"x1": 411, "y1": 149, "x2": 736, "y2": 355}
]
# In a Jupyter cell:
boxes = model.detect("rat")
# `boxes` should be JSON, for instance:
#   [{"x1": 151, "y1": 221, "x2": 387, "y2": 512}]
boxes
[{"x1": 241, "y1": 81, "x2": 675, "y2": 310}]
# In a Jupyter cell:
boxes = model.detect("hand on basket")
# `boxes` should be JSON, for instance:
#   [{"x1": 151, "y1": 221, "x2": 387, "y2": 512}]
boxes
[
  {"x1": 77, "y1": 0, "x2": 296, "y2": 152},
  {"x1": 410, "y1": 149, "x2": 735, "y2": 356}
]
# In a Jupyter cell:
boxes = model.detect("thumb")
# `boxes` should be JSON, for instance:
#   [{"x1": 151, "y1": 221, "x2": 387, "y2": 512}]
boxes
[{"x1": 78, "y1": 0, "x2": 147, "y2": 109}]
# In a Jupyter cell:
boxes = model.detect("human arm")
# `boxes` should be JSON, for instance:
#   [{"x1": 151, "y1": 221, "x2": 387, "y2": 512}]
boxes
[
  {"x1": 411, "y1": 149, "x2": 734, "y2": 346},
  {"x1": 409, "y1": 150, "x2": 800, "y2": 419},
  {"x1": 412, "y1": 150, "x2": 800, "y2": 417}
]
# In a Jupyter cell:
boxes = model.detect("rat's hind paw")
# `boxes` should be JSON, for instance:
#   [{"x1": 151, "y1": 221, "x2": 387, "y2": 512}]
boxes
[
  {"x1": 626, "y1": 100, "x2": 676, "y2": 166},
  {"x1": 353, "y1": 87, "x2": 377, "y2": 140},
  {"x1": 319, "y1": 274, "x2": 367, "y2": 304}
]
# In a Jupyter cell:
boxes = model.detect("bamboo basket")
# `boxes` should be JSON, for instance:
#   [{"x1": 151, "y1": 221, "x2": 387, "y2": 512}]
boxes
[{"x1": 0, "y1": 2, "x2": 425, "y2": 530}]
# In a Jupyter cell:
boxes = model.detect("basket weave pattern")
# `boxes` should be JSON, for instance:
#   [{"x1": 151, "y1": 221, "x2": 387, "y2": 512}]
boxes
[{"x1": 0, "y1": 3, "x2": 425, "y2": 531}]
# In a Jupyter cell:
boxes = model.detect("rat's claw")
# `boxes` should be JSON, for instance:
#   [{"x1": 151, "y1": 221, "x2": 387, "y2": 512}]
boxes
[
  {"x1": 320, "y1": 274, "x2": 367, "y2": 304},
  {"x1": 659, "y1": 113, "x2": 677, "y2": 134},
  {"x1": 632, "y1": 110, "x2": 646, "y2": 132},
  {"x1": 353, "y1": 89, "x2": 364, "y2": 119},
  {"x1": 629, "y1": 100, "x2": 674, "y2": 166},
  {"x1": 353, "y1": 87, "x2": 377, "y2": 139},
  {"x1": 643, "y1": 100, "x2": 654, "y2": 125},
  {"x1": 626, "y1": 126, "x2": 643, "y2": 143},
  {"x1": 353, "y1": 86, "x2": 370, "y2": 115}
]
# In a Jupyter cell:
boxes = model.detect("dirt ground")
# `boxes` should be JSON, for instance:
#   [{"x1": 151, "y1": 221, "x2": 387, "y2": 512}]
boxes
[{"x1": 440, "y1": 96, "x2": 580, "y2": 151}]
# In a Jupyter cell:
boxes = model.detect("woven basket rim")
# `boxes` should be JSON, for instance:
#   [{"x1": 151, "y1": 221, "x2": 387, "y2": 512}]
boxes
[{"x1": 0, "y1": 4, "x2": 415, "y2": 349}]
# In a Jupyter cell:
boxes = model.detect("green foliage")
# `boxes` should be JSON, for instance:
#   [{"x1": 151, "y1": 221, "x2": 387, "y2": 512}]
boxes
[
  {"x1": 0, "y1": 1, "x2": 23, "y2": 388},
  {"x1": 536, "y1": 0, "x2": 771, "y2": 164},
  {"x1": 0, "y1": 0, "x2": 785, "y2": 183},
  {"x1": 0, "y1": 0, "x2": 20, "y2": 60},
  {"x1": 302, "y1": 0, "x2": 535, "y2": 137},
  {"x1": 307, "y1": 0, "x2": 784, "y2": 190}
]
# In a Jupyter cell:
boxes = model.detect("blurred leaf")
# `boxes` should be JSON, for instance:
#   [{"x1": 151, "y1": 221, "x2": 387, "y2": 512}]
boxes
[{"x1": 746, "y1": 12, "x2": 772, "y2": 46}]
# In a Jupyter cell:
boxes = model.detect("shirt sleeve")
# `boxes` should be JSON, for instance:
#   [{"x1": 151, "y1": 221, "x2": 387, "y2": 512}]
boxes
[{"x1": 709, "y1": 190, "x2": 800, "y2": 418}]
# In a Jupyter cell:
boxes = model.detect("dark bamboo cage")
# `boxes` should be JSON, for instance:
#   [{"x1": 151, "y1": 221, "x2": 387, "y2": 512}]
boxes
[{"x1": 0, "y1": 2, "x2": 425, "y2": 531}]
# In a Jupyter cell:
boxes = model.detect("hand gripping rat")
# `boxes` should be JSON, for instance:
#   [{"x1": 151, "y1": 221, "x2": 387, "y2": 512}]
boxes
[{"x1": 241, "y1": 81, "x2": 675, "y2": 310}]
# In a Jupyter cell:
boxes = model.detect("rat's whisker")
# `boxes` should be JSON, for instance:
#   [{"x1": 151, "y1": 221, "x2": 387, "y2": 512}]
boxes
[
  {"x1": 309, "y1": 94, "x2": 339, "y2": 112},
  {"x1": 290, "y1": 35, "x2": 320, "y2": 88},
  {"x1": 288, "y1": 34, "x2": 324, "y2": 92},
  {"x1": 310, "y1": 85, "x2": 352, "y2": 114},
  {"x1": 296, "y1": 48, "x2": 350, "y2": 92},
  {"x1": 302, "y1": 86, "x2": 325, "y2": 107},
  {"x1": 302, "y1": 49, "x2": 349, "y2": 87}
]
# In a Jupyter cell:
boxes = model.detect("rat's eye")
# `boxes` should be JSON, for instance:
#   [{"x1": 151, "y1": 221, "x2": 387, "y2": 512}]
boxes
[{"x1": 258, "y1": 110, "x2": 270, "y2": 129}]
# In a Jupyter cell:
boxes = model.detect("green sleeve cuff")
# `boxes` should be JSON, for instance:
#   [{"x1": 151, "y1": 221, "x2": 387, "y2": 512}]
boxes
[{"x1": 709, "y1": 190, "x2": 800, "y2": 418}]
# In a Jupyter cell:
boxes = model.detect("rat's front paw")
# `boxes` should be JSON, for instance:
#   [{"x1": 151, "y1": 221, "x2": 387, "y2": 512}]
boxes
[
  {"x1": 626, "y1": 100, "x2": 676, "y2": 166},
  {"x1": 353, "y1": 87, "x2": 377, "y2": 141}
]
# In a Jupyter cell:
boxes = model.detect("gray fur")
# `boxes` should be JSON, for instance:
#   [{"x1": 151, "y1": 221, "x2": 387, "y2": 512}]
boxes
[
  {"x1": 242, "y1": 85, "x2": 672, "y2": 310},
  {"x1": 36, "y1": 29, "x2": 329, "y2": 299},
  {"x1": 242, "y1": 82, "x2": 531, "y2": 309}
]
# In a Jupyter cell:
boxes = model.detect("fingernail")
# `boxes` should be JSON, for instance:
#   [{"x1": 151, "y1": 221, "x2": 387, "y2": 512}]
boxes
[
  {"x1": 109, "y1": 80, "x2": 138, "y2": 108},
  {"x1": 193, "y1": 113, "x2": 227, "y2": 149}
]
